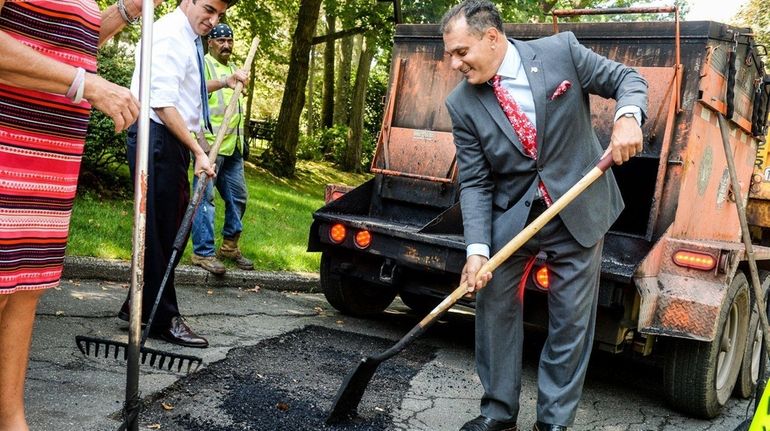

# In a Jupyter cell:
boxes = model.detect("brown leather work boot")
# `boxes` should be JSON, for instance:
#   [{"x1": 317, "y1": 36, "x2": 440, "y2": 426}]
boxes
[
  {"x1": 191, "y1": 254, "x2": 226, "y2": 275},
  {"x1": 218, "y1": 234, "x2": 254, "y2": 270}
]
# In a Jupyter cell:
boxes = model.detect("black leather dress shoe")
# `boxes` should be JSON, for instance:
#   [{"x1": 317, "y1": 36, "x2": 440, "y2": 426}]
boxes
[
  {"x1": 117, "y1": 303, "x2": 146, "y2": 327},
  {"x1": 460, "y1": 415, "x2": 518, "y2": 431},
  {"x1": 156, "y1": 316, "x2": 208, "y2": 348},
  {"x1": 117, "y1": 302, "x2": 129, "y2": 322},
  {"x1": 533, "y1": 421, "x2": 568, "y2": 431}
]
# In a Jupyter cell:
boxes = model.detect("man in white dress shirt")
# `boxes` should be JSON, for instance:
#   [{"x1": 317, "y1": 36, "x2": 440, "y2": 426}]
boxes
[
  {"x1": 120, "y1": 0, "x2": 241, "y2": 348},
  {"x1": 441, "y1": 1, "x2": 647, "y2": 430}
]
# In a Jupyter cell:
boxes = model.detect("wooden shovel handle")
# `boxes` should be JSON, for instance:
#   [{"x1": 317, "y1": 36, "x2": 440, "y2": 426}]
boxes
[
  {"x1": 416, "y1": 153, "x2": 614, "y2": 328},
  {"x1": 202, "y1": 36, "x2": 261, "y2": 171}
]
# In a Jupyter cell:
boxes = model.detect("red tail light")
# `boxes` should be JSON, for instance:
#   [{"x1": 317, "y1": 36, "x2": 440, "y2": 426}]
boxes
[
  {"x1": 329, "y1": 223, "x2": 346, "y2": 244},
  {"x1": 534, "y1": 266, "x2": 549, "y2": 290},
  {"x1": 672, "y1": 250, "x2": 716, "y2": 271},
  {"x1": 354, "y1": 230, "x2": 372, "y2": 249}
]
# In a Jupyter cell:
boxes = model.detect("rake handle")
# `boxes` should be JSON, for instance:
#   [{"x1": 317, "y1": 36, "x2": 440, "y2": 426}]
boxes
[
  {"x1": 172, "y1": 36, "x2": 260, "y2": 252},
  {"x1": 374, "y1": 153, "x2": 614, "y2": 362}
]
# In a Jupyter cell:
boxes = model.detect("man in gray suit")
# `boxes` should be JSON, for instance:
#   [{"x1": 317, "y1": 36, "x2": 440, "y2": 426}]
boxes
[{"x1": 441, "y1": 2, "x2": 647, "y2": 431}]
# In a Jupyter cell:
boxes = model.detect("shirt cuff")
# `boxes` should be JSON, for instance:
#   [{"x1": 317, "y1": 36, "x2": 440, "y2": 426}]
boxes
[
  {"x1": 614, "y1": 105, "x2": 642, "y2": 126},
  {"x1": 467, "y1": 243, "x2": 490, "y2": 259}
]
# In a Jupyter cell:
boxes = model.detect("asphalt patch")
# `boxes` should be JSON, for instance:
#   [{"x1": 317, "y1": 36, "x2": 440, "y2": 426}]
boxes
[{"x1": 137, "y1": 325, "x2": 436, "y2": 430}]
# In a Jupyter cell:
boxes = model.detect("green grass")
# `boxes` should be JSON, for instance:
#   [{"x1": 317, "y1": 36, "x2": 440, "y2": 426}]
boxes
[{"x1": 68, "y1": 160, "x2": 370, "y2": 272}]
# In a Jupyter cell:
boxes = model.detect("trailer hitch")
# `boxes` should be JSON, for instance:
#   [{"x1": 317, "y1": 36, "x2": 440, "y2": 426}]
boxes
[{"x1": 379, "y1": 259, "x2": 397, "y2": 284}]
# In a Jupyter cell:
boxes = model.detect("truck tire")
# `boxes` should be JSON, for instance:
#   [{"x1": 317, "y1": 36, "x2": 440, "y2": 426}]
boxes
[
  {"x1": 320, "y1": 251, "x2": 397, "y2": 316},
  {"x1": 734, "y1": 270, "x2": 770, "y2": 398},
  {"x1": 663, "y1": 271, "x2": 750, "y2": 418},
  {"x1": 399, "y1": 290, "x2": 443, "y2": 314}
]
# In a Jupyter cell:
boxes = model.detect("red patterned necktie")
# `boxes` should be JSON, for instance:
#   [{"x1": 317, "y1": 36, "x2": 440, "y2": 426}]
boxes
[{"x1": 491, "y1": 75, "x2": 552, "y2": 206}]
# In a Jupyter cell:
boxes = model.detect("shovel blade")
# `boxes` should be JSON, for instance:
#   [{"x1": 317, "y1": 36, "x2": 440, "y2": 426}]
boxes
[{"x1": 326, "y1": 356, "x2": 382, "y2": 424}]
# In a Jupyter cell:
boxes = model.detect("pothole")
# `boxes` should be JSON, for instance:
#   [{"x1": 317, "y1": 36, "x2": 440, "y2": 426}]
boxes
[{"x1": 137, "y1": 325, "x2": 436, "y2": 430}]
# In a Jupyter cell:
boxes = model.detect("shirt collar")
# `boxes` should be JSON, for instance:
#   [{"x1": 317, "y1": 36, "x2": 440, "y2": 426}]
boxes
[
  {"x1": 171, "y1": 7, "x2": 198, "y2": 42},
  {"x1": 496, "y1": 40, "x2": 521, "y2": 80}
]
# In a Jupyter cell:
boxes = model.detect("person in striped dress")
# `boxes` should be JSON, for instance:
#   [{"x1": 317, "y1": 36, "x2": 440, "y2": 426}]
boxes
[{"x1": 0, "y1": 0, "x2": 158, "y2": 428}]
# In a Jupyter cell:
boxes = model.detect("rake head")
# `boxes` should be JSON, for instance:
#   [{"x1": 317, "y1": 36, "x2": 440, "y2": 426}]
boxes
[{"x1": 75, "y1": 335, "x2": 202, "y2": 373}]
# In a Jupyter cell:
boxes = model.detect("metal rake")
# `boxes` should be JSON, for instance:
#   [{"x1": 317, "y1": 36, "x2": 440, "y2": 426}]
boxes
[{"x1": 75, "y1": 335, "x2": 202, "y2": 373}]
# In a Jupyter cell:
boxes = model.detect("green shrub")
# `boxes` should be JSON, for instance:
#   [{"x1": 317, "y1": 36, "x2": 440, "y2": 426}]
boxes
[{"x1": 80, "y1": 43, "x2": 134, "y2": 197}]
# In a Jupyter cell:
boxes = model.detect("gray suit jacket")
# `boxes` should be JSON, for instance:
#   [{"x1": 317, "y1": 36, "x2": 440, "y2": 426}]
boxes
[{"x1": 445, "y1": 31, "x2": 648, "y2": 249}]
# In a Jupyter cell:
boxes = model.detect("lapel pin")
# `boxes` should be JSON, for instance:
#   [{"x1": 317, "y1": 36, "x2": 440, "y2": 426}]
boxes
[{"x1": 531, "y1": 66, "x2": 538, "y2": 73}]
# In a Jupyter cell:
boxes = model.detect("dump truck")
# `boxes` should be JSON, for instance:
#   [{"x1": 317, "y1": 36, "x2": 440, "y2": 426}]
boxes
[{"x1": 308, "y1": 8, "x2": 770, "y2": 418}]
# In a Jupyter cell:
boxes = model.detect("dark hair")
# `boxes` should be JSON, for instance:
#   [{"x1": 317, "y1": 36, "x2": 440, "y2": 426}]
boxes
[
  {"x1": 439, "y1": 0, "x2": 504, "y2": 37},
  {"x1": 192, "y1": 0, "x2": 240, "y2": 7}
]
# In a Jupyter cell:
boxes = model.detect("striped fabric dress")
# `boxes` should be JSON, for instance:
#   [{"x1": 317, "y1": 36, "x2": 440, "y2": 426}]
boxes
[{"x1": 0, "y1": 0, "x2": 100, "y2": 293}]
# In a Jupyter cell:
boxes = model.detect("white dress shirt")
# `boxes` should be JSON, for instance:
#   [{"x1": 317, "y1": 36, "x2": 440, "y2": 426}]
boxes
[
  {"x1": 130, "y1": 7, "x2": 204, "y2": 133},
  {"x1": 494, "y1": 40, "x2": 537, "y2": 128}
]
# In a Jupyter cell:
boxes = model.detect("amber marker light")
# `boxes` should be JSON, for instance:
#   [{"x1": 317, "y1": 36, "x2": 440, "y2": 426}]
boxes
[
  {"x1": 672, "y1": 250, "x2": 717, "y2": 271},
  {"x1": 329, "y1": 223, "x2": 346, "y2": 244},
  {"x1": 354, "y1": 230, "x2": 372, "y2": 249},
  {"x1": 534, "y1": 266, "x2": 550, "y2": 290}
]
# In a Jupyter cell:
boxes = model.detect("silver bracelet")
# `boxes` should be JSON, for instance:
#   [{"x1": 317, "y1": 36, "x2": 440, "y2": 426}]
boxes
[{"x1": 117, "y1": 0, "x2": 140, "y2": 25}]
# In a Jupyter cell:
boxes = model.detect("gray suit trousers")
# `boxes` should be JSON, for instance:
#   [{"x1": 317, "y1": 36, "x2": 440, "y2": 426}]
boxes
[{"x1": 476, "y1": 211, "x2": 603, "y2": 426}]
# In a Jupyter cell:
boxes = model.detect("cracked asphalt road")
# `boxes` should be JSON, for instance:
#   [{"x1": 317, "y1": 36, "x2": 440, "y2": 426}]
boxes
[{"x1": 26, "y1": 275, "x2": 755, "y2": 430}]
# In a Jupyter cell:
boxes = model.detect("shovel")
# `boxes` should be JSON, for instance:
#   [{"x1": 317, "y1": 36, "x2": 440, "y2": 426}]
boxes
[
  {"x1": 76, "y1": 36, "x2": 261, "y2": 374},
  {"x1": 326, "y1": 152, "x2": 616, "y2": 424}
]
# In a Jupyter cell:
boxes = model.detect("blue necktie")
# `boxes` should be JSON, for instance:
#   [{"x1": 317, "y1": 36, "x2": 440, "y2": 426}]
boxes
[{"x1": 195, "y1": 37, "x2": 213, "y2": 133}]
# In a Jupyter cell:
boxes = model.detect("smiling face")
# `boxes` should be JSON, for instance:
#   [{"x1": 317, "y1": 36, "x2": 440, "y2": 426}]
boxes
[
  {"x1": 185, "y1": 0, "x2": 229, "y2": 36},
  {"x1": 442, "y1": 16, "x2": 505, "y2": 85}
]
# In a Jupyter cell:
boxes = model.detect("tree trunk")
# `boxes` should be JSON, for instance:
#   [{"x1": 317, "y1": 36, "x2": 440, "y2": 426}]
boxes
[
  {"x1": 260, "y1": 0, "x2": 323, "y2": 177},
  {"x1": 306, "y1": 45, "x2": 316, "y2": 137},
  {"x1": 333, "y1": 34, "x2": 353, "y2": 126},
  {"x1": 342, "y1": 32, "x2": 375, "y2": 172},
  {"x1": 320, "y1": 12, "x2": 335, "y2": 129}
]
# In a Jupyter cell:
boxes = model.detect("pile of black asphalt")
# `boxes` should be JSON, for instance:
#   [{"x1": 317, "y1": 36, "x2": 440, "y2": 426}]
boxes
[{"x1": 137, "y1": 325, "x2": 436, "y2": 430}]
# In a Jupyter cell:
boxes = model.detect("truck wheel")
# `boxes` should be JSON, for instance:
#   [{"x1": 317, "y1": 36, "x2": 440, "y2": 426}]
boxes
[
  {"x1": 663, "y1": 271, "x2": 750, "y2": 418},
  {"x1": 320, "y1": 251, "x2": 396, "y2": 316},
  {"x1": 399, "y1": 290, "x2": 443, "y2": 314},
  {"x1": 734, "y1": 270, "x2": 770, "y2": 398}
]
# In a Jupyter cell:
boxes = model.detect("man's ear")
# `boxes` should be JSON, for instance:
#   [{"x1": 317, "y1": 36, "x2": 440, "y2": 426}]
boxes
[{"x1": 485, "y1": 27, "x2": 500, "y2": 45}]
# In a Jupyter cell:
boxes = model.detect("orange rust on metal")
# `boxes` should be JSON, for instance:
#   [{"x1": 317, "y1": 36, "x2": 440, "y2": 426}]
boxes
[
  {"x1": 551, "y1": 6, "x2": 682, "y2": 112},
  {"x1": 371, "y1": 46, "x2": 460, "y2": 183},
  {"x1": 635, "y1": 276, "x2": 722, "y2": 341},
  {"x1": 370, "y1": 128, "x2": 456, "y2": 182},
  {"x1": 674, "y1": 11, "x2": 681, "y2": 113},
  {"x1": 667, "y1": 102, "x2": 756, "y2": 242},
  {"x1": 139, "y1": 172, "x2": 148, "y2": 213},
  {"x1": 631, "y1": 232, "x2": 770, "y2": 340},
  {"x1": 370, "y1": 168, "x2": 453, "y2": 183},
  {"x1": 747, "y1": 198, "x2": 770, "y2": 228},
  {"x1": 552, "y1": 6, "x2": 677, "y2": 17},
  {"x1": 551, "y1": 6, "x2": 678, "y2": 34},
  {"x1": 590, "y1": 67, "x2": 676, "y2": 140},
  {"x1": 373, "y1": 58, "x2": 405, "y2": 172},
  {"x1": 324, "y1": 184, "x2": 354, "y2": 204},
  {"x1": 655, "y1": 292, "x2": 719, "y2": 339},
  {"x1": 648, "y1": 69, "x2": 680, "y2": 236},
  {"x1": 697, "y1": 46, "x2": 755, "y2": 134}
]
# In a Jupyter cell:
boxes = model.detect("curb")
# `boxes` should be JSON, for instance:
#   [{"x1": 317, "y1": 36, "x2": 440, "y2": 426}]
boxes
[{"x1": 62, "y1": 256, "x2": 320, "y2": 293}]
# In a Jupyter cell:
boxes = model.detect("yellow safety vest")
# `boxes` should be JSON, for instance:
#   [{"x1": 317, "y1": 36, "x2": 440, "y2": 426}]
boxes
[{"x1": 203, "y1": 54, "x2": 244, "y2": 156}]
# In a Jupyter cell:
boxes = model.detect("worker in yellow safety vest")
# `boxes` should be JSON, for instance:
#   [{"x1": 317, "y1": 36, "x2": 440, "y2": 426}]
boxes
[{"x1": 191, "y1": 23, "x2": 254, "y2": 274}]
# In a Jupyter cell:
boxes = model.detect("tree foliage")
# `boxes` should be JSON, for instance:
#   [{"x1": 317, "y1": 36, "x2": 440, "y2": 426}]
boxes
[
  {"x1": 735, "y1": 0, "x2": 769, "y2": 48},
  {"x1": 84, "y1": 0, "x2": 694, "y2": 184},
  {"x1": 81, "y1": 43, "x2": 135, "y2": 196}
]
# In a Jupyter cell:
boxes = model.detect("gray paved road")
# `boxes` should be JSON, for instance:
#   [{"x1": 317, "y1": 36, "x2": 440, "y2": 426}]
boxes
[{"x1": 26, "y1": 276, "x2": 753, "y2": 430}]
